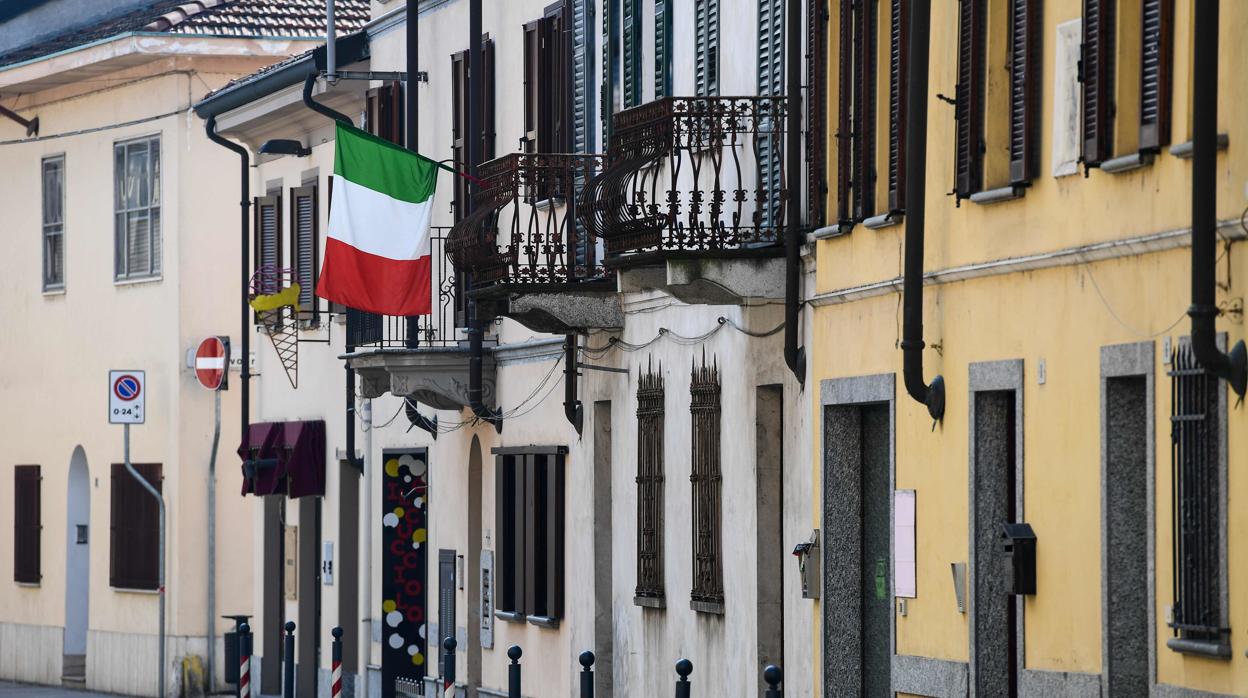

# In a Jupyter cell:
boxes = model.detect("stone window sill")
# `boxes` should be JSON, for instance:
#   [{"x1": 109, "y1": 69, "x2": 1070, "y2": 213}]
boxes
[
  {"x1": 1166, "y1": 637, "x2": 1231, "y2": 658},
  {"x1": 1099, "y1": 151, "x2": 1154, "y2": 174},
  {"x1": 494, "y1": 610, "x2": 526, "y2": 623},
  {"x1": 810, "y1": 223, "x2": 851, "y2": 240},
  {"x1": 1169, "y1": 133, "x2": 1230, "y2": 159},
  {"x1": 864, "y1": 212, "x2": 903, "y2": 229},
  {"x1": 969, "y1": 185, "x2": 1025, "y2": 205},
  {"x1": 634, "y1": 595, "x2": 666, "y2": 609},
  {"x1": 690, "y1": 599, "x2": 724, "y2": 615},
  {"x1": 526, "y1": 615, "x2": 559, "y2": 629}
]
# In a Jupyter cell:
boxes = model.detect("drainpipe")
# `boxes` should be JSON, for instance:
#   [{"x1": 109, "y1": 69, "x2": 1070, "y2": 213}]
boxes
[
  {"x1": 465, "y1": 0, "x2": 501, "y2": 432},
  {"x1": 784, "y1": 0, "x2": 805, "y2": 387},
  {"x1": 900, "y1": 0, "x2": 945, "y2": 422},
  {"x1": 564, "y1": 334, "x2": 584, "y2": 435},
  {"x1": 326, "y1": 0, "x2": 338, "y2": 83},
  {"x1": 303, "y1": 73, "x2": 352, "y2": 124},
  {"x1": 1188, "y1": 0, "x2": 1247, "y2": 398}
]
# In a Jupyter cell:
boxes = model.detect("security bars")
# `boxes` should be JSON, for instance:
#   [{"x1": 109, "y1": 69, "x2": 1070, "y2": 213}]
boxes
[
  {"x1": 689, "y1": 355, "x2": 723, "y2": 612},
  {"x1": 635, "y1": 360, "x2": 666, "y2": 604}
]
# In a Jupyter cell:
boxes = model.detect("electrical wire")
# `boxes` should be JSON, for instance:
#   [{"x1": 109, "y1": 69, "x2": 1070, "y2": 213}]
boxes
[{"x1": 582, "y1": 316, "x2": 784, "y2": 356}]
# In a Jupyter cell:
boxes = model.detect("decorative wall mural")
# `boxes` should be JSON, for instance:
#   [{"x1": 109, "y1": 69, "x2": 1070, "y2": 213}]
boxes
[{"x1": 381, "y1": 448, "x2": 429, "y2": 697}]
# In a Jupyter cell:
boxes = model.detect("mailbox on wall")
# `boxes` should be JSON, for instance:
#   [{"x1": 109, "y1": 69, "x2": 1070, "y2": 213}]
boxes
[{"x1": 1000, "y1": 523, "x2": 1037, "y2": 595}]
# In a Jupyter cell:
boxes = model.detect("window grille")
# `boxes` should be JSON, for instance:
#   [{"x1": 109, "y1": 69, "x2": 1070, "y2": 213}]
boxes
[
  {"x1": 113, "y1": 136, "x2": 161, "y2": 280},
  {"x1": 41, "y1": 156, "x2": 64, "y2": 290},
  {"x1": 13, "y1": 465, "x2": 41, "y2": 584},
  {"x1": 635, "y1": 360, "x2": 666, "y2": 602},
  {"x1": 690, "y1": 355, "x2": 723, "y2": 611},
  {"x1": 1168, "y1": 340, "x2": 1227, "y2": 647},
  {"x1": 495, "y1": 450, "x2": 566, "y2": 622},
  {"x1": 110, "y1": 463, "x2": 161, "y2": 590}
]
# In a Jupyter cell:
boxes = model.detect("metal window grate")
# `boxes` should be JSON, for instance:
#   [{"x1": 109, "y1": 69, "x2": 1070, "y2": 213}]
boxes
[
  {"x1": 635, "y1": 359, "x2": 665, "y2": 600},
  {"x1": 689, "y1": 354, "x2": 723, "y2": 608},
  {"x1": 1168, "y1": 341, "x2": 1226, "y2": 642}
]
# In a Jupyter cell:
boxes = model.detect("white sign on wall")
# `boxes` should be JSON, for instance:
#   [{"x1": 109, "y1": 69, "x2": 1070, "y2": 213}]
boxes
[
  {"x1": 894, "y1": 489, "x2": 917, "y2": 599},
  {"x1": 108, "y1": 370, "x2": 145, "y2": 424}
]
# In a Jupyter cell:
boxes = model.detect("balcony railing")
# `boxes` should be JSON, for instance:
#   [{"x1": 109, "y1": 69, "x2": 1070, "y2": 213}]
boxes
[
  {"x1": 347, "y1": 230, "x2": 462, "y2": 349},
  {"x1": 581, "y1": 96, "x2": 789, "y2": 255},
  {"x1": 446, "y1": 153, "x2": 608, "y2": 288}
]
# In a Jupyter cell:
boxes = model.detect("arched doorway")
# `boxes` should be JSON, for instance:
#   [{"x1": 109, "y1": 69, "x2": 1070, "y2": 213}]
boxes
[{"x1": 63, "y1": 446, "x2": 90, "y2": 684}]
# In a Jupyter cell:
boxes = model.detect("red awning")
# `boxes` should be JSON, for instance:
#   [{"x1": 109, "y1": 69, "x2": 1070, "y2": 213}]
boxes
[{"x1": 237, "y1": 420, "x2": 325, "y2": 498}]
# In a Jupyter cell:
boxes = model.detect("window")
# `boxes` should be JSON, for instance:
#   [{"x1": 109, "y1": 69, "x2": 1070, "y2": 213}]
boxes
[
  {"x1": 1167, "y1": 339, "x2": 1228, "y2": 655},
  {"x1": 42, "y1": 156, "x2": 65, "y2": 290},
  {"x1": 695, "y1": 0, "x2": 720, "y2": 96},
  {"x1": 113, "y1": 135, "x2": 161, "y2": 280},
  {"x1": 252, "y1": 192, "x2": 282, "y2": 326},
  {"x1": 1082, "y1": 0, "x2": 1173, "y2": 168},
  {"x1": 452, "y1": 38, "x2": 497, "y2": 220},
  {"x1": 655, "y1": 0, "x2": 673, "y2": 98},
  {"x1": 110, "y1": 463, "x2": 161, "y2": 590},
  {"x1": 635, "y1": 363, "x2": 665, "y2": 605},
  {"x1": 289, "y1": 184, "x2": 319, "y2": 320},
  {"x1": 690, "y1": 357, "x2": 723, "y2": 612},
  {"x1": 954, "y1": 0, "x2": 1041, "y2": 199},
  {"x1": 835, "y1": 0, "x2": 911, "y2": 224},
  {"x1": 494, "y1": 449, "x2": 565, "y2": 624},
  {"x1": 524, "y1": 5, "x2": 570, "y2": 154},
  {"x1": 13, "y1": 465, "x2": 41, "y2": 584}
]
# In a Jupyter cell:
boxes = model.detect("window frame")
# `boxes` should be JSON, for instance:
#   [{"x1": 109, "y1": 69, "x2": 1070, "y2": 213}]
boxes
[
  {"x1": 41, "y1": 155, "x2": 65, "y2": 291},
  {"x1": 13, "y1": 465, "x2": 41, "y2": 585},
  {"x1": 112, "y1": 134, "x2": 162, "y2": 281},
  {"x1": 109, "y1": 463, "x2": 162, "y2": 591}
]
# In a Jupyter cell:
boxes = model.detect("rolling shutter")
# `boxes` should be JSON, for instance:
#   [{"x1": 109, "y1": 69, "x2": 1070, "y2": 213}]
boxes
[
  {"x1": 110, "y1": 463, "x2": 161, "y2": 590},
  {"x1": 887, "y1": 0, "x2": 908, "y2": 212},
  {"x1": 1008, "y1": 0, "x2": 1041, "y2": 184},
  {"x1": 955, "y1": 0, "x2": 985, "y2": 198},
  {"x1": 13, "y1": 466, "x2": 41, "y2": 584},
  {"x1": 836, "y1": 0, "x2": 853, "y2": 224},
  {"x1": 1081, "y1": 0, "x2": 1115, "y2": 167},
  {"x1": 1138, "y1": 0, "x2": 1172, "y2": 151},
  {"x1": 807, "y1": 0, "x2": 829, "y2": 227},
  {"x1": 289, "y1": 186, "x2": 319, "y2": 317}
]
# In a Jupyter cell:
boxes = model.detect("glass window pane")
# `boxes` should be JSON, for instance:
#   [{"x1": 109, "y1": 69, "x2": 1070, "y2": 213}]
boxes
[
  {"x1": 114, "y1": 146, "x2": 124, "y2": 211},
  {"x1": 44, "y1": 229, "x2": 63, "y2": 287},
  {"x1": 149, "y1": 139, "x2": 160, "y2": 206},
  {"x1": 127, "y1": 212, "x2": 150, "y2": 276},
  {"x1": 126, "y1": 144, "x2": 148, "y2": 208},
  {"x1": 115, "y1": 212, "x2": 126, "y2": 277}
]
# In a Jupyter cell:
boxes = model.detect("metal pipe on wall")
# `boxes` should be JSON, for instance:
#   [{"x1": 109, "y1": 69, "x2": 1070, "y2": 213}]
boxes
[
  {"x1": 900, "y1": 0, "x2": 945, "y2": 422},
  {"x1": 326, "y1": 0, "x2": 337, "y2": 82},
  {"x1": 1188, "y1": 0, "x2": 1247, "y2": 397},
  {"x1": 783, "y1": 0, "x2": 805, "y2": 387}
]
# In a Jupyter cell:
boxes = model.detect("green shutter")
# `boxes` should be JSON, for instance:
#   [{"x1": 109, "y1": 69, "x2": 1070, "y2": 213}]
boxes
[
  {"x1": 655, "y1": 0, "x2": 673, "y2": 98},
  {"x1": 623, "y1": 0, "x2": 642, "y2": 108},
  {"x1": 757, "y1": 0, "x2": 785, "y2": 226},
  {"x1": 696, "y1": 0, "x2": 720, "y2": 96}
]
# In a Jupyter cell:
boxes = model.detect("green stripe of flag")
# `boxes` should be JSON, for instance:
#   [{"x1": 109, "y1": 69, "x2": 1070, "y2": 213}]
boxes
[{"x1": 334, "y1": 122, "x2": 437, "y2": 204}]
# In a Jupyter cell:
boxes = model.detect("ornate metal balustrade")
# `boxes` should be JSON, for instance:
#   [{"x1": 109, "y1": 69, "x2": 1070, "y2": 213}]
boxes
[
  {"x1": 348, "y1": 230, "x2": 461, "y2": 349},
  {"x1": 581, "y1": 96, "x2": 788, "y2": 256},
  {"x1": 447, "y1": 153, "x2": 607, "y2": 288}
]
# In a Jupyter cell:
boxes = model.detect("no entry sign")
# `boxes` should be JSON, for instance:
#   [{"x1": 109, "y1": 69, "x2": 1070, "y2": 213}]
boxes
[
  {"x1": 195, "y1": 336, "x2": 230, "y2": 391},
  {"x1": 109, "y1": 370, "x2": 145, "y2": 424}
]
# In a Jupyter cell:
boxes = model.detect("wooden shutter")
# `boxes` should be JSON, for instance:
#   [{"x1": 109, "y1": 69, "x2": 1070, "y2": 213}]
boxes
[
  {"x1": 852, "y1": 0, "x2": 877, "y2": 218},
  {"x1": 524, "y1": 21, "x2": 541, "y2": 153},
  {"x1": 1138, "y1": 0, "x2": 1173, "y2": 151},
  {"x1": 252, "y1": 195, "x2": 282, "y2": 325},
  {"x1": 541, "y1": 454, "x2": 565, "y2": 619},
  {"x1": 110, "y1": 463, "x2": 161, "y2": 590},
  {"x1": 696, "y1": 0, "x2": 720, "y2": 96},
  {"x1": 1008, "y1": 0, "x2": 1041, "y2": 184},
  {"x1": 655, "y1": 0, "x2": 673, "y2": 97},
  {"x1": 836, "y1": 0, "x2": 853, "y2": 224},
  {"x1": 366, "y1": 82, "x2": 405, "y2": 145},
  {"x1": 483, "y1": 37, "x2": 497, "y2": 160},
  {"x1": 13, "y1": 465, "x2": 41, "y2": 584},
  {"x1": 622, "y1": 0, "x2": 641, "y2": 108},
  {"x1": 757, "y1": 0, "x2": 785, "y2": 227},
  {"x1": 289, "y1": 186, "x2": 319, "y2": 317},
  {"x1": 573, "y1": 0, "x2": 593, "y2": 154},
  {"x1": 807, "y1": 0, "x2": 829, "y2": 226},
  {"x1": 544, "y1": 1, "x2": 572, "y2": 154},
  {"x1": 955, "y1": 0, "x2": 986, "y2": 198},
  {"x1": 1082, "y1": 0, "x2": 1115, "y2": 166},
  {"x1": 452, "y1": 50, "x2": 470, "y2": 221},
  {"x1": 887, "y1": 0, "x2": 908, "y2": 212}
]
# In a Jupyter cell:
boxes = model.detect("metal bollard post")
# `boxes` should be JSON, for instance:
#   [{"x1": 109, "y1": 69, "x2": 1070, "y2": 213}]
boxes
[
  {"x1": 331, "y1": 627, "x2": 344, "y2": 698},
  {"x1": 442, "y1": 636, "x2": 457, "y2": 696},
  {"x1": 238, "y1": 623, "x2": 252, "y2": 698},
  {"x1": 507, "y1": 645, "x2": 523, "y2": 698},
  {"x1": 283, "y1": 621, "x2": 296, "y2": 698},
  {"x1": 578, "y1": 651, "x2": 595, "y2": 698},
  {"x1": 763, "y1": 665, "x2": 782, "y2": 698},
  {"x1": 674, "y1": 658, "x2": 692, "y2": 698}
]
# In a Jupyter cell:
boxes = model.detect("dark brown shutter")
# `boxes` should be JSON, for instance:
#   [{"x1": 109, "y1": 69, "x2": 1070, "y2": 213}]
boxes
[
  {"x1": 1008, "y1": 0, "x2": 1041, "y2": 184},
  {"x1": 289, "y1": 185, "x2": 319, "y2": 316},
  {"x1": 1138, "y1": 0, "x2": 1173, "y2": 151},
  {"x1": 807, "y1": 0, "x2": 829, "y2": 227},
  {"x1": 13, "y1": 465, "x2": 41, "y2": 584},
  {"x1": 955, "y1": 0, "x2": 986, "y2": 198},
  {"x1": 524, "y1": 21, "x2": 541, "y2": 153},
  {"x1": 545, "y1": 1, "x2": 572, "y2": 153},
  {"x1": 110, "y1": 463, "x2": 161, "y2": 590},
  {"x1": 835, "y1": 0, "x2": 853, "y2": 225},
  {"x1": 483, "y1": 37, "x2": 497, "y2": 160},
  {"x1": 887, "y1": 0, "x2": 908, "y2": 212},
  {"x1": 1082, "y1": 0, "x2": 1115, "y2": 166},
  {"x1": 542, "y1": 454, "x2": 565, "y2": 619},
  {"x1": 852, "y1": 0, "x2": 878, "y2": 219},
  {"x1": 451, "y1": 51, "x2": 470, "y2": 222},
  {"x1": 252, "y1": 195, "x2": 282, "y2": 325},
  {"x1": 522, "y1": 454, "x2": 538, "y2": 616}
]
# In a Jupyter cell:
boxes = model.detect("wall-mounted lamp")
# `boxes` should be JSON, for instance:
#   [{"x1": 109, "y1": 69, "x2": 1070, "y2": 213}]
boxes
[{"x1": 259, "y1": 139, "x2": 312, "y2": 157}]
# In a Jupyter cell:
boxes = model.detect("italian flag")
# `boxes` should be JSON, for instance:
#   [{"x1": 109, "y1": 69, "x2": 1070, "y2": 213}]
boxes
[{"x1": 317, "y1": 122, "x2": 437, "y2": 316}]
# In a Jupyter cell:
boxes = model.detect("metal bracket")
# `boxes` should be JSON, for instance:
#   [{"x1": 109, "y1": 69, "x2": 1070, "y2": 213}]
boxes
[
  {"x1": 0, "y1": 104, "x2": 38, "y2": 136},
  {"x1": 323, "y1": 70, "x2": 419, "y2": 83},
  {"x1": 577, "y1": 362, "x2": 629, "y2": 374}
]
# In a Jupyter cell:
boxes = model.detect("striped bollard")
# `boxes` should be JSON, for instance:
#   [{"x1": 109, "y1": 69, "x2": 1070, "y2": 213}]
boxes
[
  {"x1": 442, "y1": 636, "x2": 457, "y2": 697},
  {"x1": 238, "y1": 623, "x2": 252, "y2": 698},
  {"x1": 763, "y1": 665, "x2": 782, "y2": 698},
  {"x1": 331, "y1": 627, "x2": 343, "y2": 698},
  {"x1": 674, "y1": 658, "x2": 693, "y2": 698}
]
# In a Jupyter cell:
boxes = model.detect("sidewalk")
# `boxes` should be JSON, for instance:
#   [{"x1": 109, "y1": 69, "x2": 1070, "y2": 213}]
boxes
[{"x1": 0, "y1": 683, "x2": 133, "y2": 698}]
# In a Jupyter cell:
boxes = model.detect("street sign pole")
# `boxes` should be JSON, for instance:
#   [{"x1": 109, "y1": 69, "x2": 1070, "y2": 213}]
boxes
[
  {"x1": 123, "y1": 423, "x2": 166, "y2": 698},
  {"x1": 208, "y1": 387, "x2": 220, "y2": 692}
]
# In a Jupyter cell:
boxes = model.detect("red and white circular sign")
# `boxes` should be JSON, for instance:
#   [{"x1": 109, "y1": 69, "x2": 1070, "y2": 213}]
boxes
[{"x1": 195, "y1": 336, "x2": 230, "y2": 391}]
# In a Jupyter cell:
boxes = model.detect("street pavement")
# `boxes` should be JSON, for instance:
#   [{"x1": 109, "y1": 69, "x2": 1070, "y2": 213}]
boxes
[{"x1": 0, "y1": 683, "x2": 133, "y2": 698}]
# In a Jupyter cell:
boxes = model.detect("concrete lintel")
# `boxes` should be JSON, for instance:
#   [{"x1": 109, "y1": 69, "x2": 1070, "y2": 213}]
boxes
[
  {"x1": 663, "y1": 256, "x2": 785, "y2": 305},
  {"x1": 347, "y1": 348, "x2": 495, "y2": 411}
]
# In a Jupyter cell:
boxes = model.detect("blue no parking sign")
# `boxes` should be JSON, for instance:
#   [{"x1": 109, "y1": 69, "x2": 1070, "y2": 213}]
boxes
[{"x1": 109, "y1": 370, "x2": 145, "y2": 424}]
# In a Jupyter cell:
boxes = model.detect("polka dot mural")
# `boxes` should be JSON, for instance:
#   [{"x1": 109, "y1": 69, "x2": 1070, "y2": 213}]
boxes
[{"x1": 381, "y1": 448, "x2": 428, "y2": 696}]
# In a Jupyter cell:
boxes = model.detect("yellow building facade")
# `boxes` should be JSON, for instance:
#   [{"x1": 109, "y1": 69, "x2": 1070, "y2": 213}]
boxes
[{"x1": 807, "y1": 0, "x2": 1246, "y2": 695}]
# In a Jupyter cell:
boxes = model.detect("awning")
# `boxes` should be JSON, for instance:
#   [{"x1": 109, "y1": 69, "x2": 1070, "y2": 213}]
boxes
[{"x1": 238, "y1": 420, "x2": 325, "y2": 498}]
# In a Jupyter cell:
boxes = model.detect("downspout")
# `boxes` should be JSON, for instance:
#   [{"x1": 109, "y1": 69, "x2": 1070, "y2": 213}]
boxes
[
  {"x1": 564, "y1": 334, "x2": 584, "y2": 435},
  {"x1": 466, "y1": 0, "x2": 502, "y2": 432},
  {"x1": 1188, "y1": 0, "x2": 1247, "y2": 398},
  {"x1": 783, "y1": 0, "x2": 806, "y2": 386},
  {"x1": 900, "y1": 0, "x2": 945, "y2": 422},
  {"x1": 303, "y1": 73, "x2": 353, "y2": 124}
]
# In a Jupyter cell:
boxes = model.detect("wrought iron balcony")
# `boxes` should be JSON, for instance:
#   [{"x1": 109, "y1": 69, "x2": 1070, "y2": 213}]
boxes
[
  {"x1": 581, "y1": 96, "x2": 788, "y2": 257},
  {"x1": 447, "y1": 152, "x2": 607, "y2": 288},
  {"x1": 347, "y1": 230, "x2": 461, "y2": 349}
]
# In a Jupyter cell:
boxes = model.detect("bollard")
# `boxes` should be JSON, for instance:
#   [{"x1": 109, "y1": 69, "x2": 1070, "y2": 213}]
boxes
[
  {"x1": 578, "y1": 651, "x2": 595, "y2": 698},
  {"x1": 674, "y1": 658, "x2": 692, "y2": 698},
  {"x1": 442, "y1": 636, "x2": 457, "y2": 696},
  {"x1": 507, "y1": 645, "x2": 523, "y2": 698},
  {"x1": 763, "y1": 665, "x2": 782, "y2": 698},
  {"x1": 238, "y1": 623, "x2": 252, "y2": 698},
  {"x1": 283, "y1": 621, "x2": 296, "y2": 698},
  {"x1": 331, "y1": 627, "x2": 344, "y2": 698}
]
